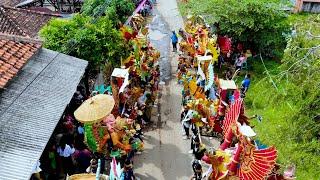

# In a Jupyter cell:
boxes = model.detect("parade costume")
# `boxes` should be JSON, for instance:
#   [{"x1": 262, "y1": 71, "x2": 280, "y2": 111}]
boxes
[{"x1": 176, "y1": 14, "x2": 279, "y2": 180}]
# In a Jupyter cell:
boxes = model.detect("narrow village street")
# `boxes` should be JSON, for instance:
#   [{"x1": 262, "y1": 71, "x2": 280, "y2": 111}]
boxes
[
  {"x1": 0, "y1": 0, "x2": 316, "y2": 179},
  {"x1": 135, "y1": 0, "x2": 219, "y2": 179}
]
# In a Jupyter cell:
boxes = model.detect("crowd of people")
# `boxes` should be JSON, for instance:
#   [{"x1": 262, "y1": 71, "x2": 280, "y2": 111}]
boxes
[
  {"x1": 133, "y1": 0, "x2": 156, "y2": 17},
  {"x1": 174, "y1": 15, "x2": 278, "y2": 180},
  {"x1": 28, "y1": 3, "x2": 284, "y2": 180},
  {"x1": 31, "y1": 1, "x2": 160, "y2": 179}
]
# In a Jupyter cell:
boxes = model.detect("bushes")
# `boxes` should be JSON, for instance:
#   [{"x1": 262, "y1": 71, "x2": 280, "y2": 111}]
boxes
[
  {"x1": 81, "y1": 0, "x2": 135, "y2": 24},
  {"x1": 246, "y1": 14, "x2": 320, "y2": 179},
  {"x1": 40, "y1": 0, "x2": 136, "y2": 68},
  {"x1": 180, "y1": 1, "x2": 319, "y2": 177},
  {"x1": 40, "y1": 14, "x2": 130, "y2": 67}
]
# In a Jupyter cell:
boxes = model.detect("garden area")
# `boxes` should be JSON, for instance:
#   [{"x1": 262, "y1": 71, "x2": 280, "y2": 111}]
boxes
[{"x1": 179, "y1": 0, "x2": 320, "y2": 179}]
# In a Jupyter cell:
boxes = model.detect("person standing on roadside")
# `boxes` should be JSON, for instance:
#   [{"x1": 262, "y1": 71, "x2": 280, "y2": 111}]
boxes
[
  {"x1": 190, "y1": 161, "x2": 202, "y2": 180},
  {"x1": 241, "y1": 74, "x2": 251, "y2": 98},
  {"x1": 181, "y1": 106, "x2": 192, "y2": 140},
  {"x1": 121, "y1": 159, "x2": 136, "y2": 180},
  {"x1": 171, "y1": 31, "x2": 178, "y2": 52}
]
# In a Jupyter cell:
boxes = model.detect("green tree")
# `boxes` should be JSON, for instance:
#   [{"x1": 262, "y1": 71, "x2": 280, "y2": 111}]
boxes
[
  {"x1": 180, "y1": 0, "x2": 290, "y2": 58},
  {"x1": 81, "y1": 0, "x2": 135, "y2": 25},
  {"x1": 40, "y1": 14, "x2": 130, "y2": 67},
  {"x1": 246, "y1": 14, "x2": 320, "y2": 179}
]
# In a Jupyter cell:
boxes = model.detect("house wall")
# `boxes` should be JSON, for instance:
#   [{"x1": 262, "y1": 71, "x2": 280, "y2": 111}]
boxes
[
  {"x1": 295, "y1": 0, "x2": 320, "y2": 13},
  {"x1": 302, "y1": 1, "x2": 320, "y2": 12}
]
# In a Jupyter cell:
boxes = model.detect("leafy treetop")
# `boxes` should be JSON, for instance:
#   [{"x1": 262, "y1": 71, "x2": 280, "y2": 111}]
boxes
[
  {"x1": 40, "y1": 14, "x2": 131, "y2": 68},
  {"x1": 180, "y1": 0, "x2": 290, "y2": 58},
  {"x1": 81, "y1": 0, "x2": 135, "y2": 25},
  {"x1": 246, "y1": 14, "x2": 320, "y2": 179}
]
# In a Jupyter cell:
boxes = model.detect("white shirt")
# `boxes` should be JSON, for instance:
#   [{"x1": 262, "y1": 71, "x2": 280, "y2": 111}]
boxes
[
  {"x1": 57, "y1": 144, "x2": 75, "y2": 157},
  {"x1": 182, "y1": 110, "x2": 194, "y2": 128},
  {"x1": 31, "y1": 160, "x2": 42, "y2": 173}
]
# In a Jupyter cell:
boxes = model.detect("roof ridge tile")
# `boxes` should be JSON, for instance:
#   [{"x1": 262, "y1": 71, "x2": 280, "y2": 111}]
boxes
[
  {"x1": 0, "y1": 33, "x2": 42, "y2": 44},
  {"x1": 2, "y1": 5, "x2": 61, "y2": 17}
]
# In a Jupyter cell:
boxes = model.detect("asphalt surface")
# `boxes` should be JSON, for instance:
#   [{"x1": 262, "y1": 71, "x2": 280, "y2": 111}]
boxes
[{"x1": 135, "y1": 1, "x2": 219, "y2": 179}]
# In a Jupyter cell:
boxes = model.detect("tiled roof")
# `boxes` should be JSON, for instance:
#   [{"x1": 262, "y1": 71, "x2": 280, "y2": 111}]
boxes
[
  {"x1": 0, "y1": 5, "x2": 60, "y2": 38},
  {"x1": 0, "y1": 0, "x2": 22, "y2": 7},
  {"x1": 0, "y1": 7, "x2": 26, "y2": 36},
  {"x1": 27, "y1": 6, "x2": 56, "y2": 14},
  {"x1": 0, "y1": 35, "x2": 42, "y2": 88}
]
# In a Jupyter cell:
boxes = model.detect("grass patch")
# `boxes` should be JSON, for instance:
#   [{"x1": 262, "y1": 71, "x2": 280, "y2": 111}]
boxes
[{"x1": 176, "y1": 2, "x2": 319, "y2": 177}]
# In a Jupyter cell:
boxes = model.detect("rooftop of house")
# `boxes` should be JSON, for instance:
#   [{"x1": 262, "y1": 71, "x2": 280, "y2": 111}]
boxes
[
  {"x1": 0, "y1": 5, "x2": 60, "y2": 38},
  {"x1": 0, "y1": 33, "x2": 88, "y2": 180},
  {"x1": 0, "y1": 0, "x2": 23, "y2": 7},
  {"x1": 0, "y1": 34, "x2": 42, "y2": 88}
]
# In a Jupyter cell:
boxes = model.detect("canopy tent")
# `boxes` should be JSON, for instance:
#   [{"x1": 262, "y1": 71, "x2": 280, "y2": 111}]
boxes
[
  {"x1": 111, "y1": 68, "x2": 129, "y2": 78},
  {"x1": 197, "y1": 55, "x2": 213, "y2": 62},
  {"x1": 111, "y1": 68, "x2": 130, "y2": 93},
  {"x1": 219, "y1": 79, "x2": 237, "y2": 90},
  {"x1": 239, "y1": 123, "x2": 256, "y2": 137}
]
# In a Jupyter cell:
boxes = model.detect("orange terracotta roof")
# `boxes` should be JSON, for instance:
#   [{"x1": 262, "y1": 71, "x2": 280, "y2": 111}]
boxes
[
  {"x1": 0, "y1": 5, "x2": 60, "y2": 38},
  {"x1": 0, "y1": 35, "x2": 42, "y2": 88}
]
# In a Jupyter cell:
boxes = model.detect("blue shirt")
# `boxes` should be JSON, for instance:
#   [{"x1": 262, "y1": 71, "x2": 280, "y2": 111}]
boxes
[
  {"x1": 208, "y1": 87, "x2": 217, "y2": 100},
  {"x1": 171, "y1": 33, "x2": 178, "y2": 43},
  {"x1": 242, "y1": 78, "x2": 251, "y2": 89},
  {"x1": 121, "y1": 169, "x2": 134, "y2": 180},
  {"x1": 78, "y1": 126, "x2": 84, "y2": 134}
]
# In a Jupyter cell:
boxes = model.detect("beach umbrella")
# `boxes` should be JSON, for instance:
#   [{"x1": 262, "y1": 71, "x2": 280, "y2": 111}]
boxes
[{"x1": 74, "y1": 94, "x2": 115, "y2": 124}]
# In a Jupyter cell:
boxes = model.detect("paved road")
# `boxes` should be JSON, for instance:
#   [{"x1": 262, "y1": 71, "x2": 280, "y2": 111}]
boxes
[{"x1": 135, "y1": 1, "x2": 219, "y2": 179}]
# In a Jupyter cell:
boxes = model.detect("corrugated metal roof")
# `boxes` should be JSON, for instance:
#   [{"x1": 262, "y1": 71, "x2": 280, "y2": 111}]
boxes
[{"x1": 0, "y1": 48, "x2": 88, "y2": 180}]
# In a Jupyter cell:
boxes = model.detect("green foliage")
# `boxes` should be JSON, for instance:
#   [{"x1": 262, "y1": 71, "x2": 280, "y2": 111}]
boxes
[
  {"x1": 81, "y1": 0, "x2": 135, "y2": 24},
  {"x1": 180, "y1": 0, "x2": 290, "y2": 58},
  {"x1": 84, "y1": 124, "x2": 98, "y2": 152},
  {"x1": 180, "y1": 0, "x2": 320, "y2": 178},
  {"x1": 246, "y1": 14, "x2": 320, "y2": 179},
  {"x1": 81, "y1": 0, "x2": 105, "y2": 16},
  {"x1": 40, "y1": 14, "x2": 130, "y2": 67},
  {"x1": 110, "y1": 0, "x2": 135, "y2": 23}
]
